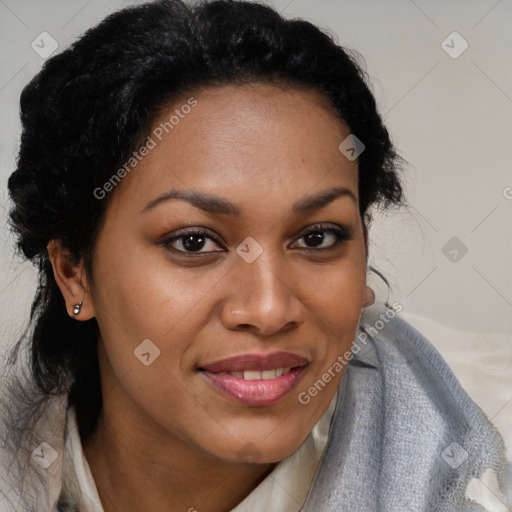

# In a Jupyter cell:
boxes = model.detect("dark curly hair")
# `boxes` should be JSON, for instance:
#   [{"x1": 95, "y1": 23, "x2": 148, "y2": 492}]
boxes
[{"x1": 5, "y1": 0, "x2": 405, "y2": 448}]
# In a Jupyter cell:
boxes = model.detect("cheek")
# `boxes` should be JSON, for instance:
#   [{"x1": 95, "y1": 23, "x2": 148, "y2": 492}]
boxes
[
  {"x1": 92, "y1": 238, "x2": 217, "y2": 338},
  {"x1": 294, "y1": 268, "x2": 365, "y2": 428},
  {"x1": 90, "y1": 244, "x2": 231, "y2": 408},
  {"x1": 90, "y1": 251, "x2": 222, "y2": 442},
  {"x1": 307, "y1": 254, "x2": 366, "y2": 336},
  {"x1": 301, "y1": 254, "x2": 366, "y2": 392}
]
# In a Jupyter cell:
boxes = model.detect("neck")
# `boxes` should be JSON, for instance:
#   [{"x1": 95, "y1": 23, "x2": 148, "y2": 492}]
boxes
[{"x1": 82, "y1": 408, "x2": 276, "y2": 512}]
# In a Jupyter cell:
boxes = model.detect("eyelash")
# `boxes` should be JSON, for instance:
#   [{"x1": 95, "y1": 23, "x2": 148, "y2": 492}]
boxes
[{"x1": 161, "y1": 223, "x2": 353, "y2": 256}]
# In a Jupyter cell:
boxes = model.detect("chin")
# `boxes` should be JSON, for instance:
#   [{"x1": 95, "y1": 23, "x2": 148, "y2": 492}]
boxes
[{"x1": 212, "y1": 434, "x2": 307, "y2": 465}]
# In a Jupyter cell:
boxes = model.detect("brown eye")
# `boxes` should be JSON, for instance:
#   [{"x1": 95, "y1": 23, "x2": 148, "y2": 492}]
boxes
[
  {"x1": 163, "y1": 230, "x2": 224, "y2": 254},
  {"x1": 293, "y1": 224, "x2": 352, "y2": 251}
]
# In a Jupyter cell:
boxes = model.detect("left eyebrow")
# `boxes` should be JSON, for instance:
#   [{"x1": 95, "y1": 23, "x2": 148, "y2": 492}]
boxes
[
  {"x1": 140, "y1": 186, "x2": 357, "y2": 216},
  {"x1": 292, "y1": 186, "x2": 357, "y2": 214}
]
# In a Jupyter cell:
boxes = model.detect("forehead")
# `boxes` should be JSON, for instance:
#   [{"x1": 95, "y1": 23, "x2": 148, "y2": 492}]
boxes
[{"x1": 109, "y1": 83, "x2": 359, "y2": 216}]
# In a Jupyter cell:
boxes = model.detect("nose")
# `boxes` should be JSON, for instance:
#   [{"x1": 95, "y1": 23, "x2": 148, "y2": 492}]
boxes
[{"x1": 220, "y1": 251, "x2": 306, "y2": 337}]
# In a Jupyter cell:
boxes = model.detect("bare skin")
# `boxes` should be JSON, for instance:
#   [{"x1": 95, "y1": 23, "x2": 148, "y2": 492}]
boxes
[{"x1": 48, "y1": 82, "x2": 374, "y2": 512}]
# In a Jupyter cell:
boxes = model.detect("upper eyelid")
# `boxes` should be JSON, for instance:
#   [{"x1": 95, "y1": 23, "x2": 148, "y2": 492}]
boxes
[
  {"x1": 294, "y1": 223, "x2": 349, "y2": 236},
  {"x1": 165, "y1": 226, "x2": 224, "y2": 245},
  {"x1": 291, "y1": 225, "x2": 352, "y2": 248},
  {"x1": 167, "y1": 223, "x2": 347, "y2": 239}
]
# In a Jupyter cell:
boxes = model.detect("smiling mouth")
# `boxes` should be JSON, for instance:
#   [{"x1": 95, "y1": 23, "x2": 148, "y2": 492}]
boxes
[{"x1": 197, "y1": 351, "x2": 310, "y2": 406}]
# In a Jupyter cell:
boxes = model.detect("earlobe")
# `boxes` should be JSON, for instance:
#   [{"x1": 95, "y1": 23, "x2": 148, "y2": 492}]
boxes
[{"x1": 46, "y1": 239, "x2": 95, "y2": 320}]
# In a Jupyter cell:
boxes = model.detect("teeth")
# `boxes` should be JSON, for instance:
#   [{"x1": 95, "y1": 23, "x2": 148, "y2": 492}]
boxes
[
  {"x1": 262, "y1": 369, "x2": 276, "y2": 379},
  {"x1": 217, "y1": 367, "x2": 294, "y2": 380},
  {"x1": 243, "y1": 370, "x2": 261, "y2": 380}
]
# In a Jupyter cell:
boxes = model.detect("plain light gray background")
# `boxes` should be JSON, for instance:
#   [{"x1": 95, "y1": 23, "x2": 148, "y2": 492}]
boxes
[{"x1": 1, "y1": 1, "x2": 511, "y2": 340}]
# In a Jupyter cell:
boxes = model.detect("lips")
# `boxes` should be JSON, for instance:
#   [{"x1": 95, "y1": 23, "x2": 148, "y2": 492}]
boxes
[{"x1": 198, "y1": 351, "x2": 310, "y2": 406}]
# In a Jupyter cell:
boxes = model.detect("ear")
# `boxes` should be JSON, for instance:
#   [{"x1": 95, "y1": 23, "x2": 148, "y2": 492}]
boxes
[
  {"x1": 361, "y1": 211, "x2": 371, "y2": 268},
  {"x1": 362, "y1": 285, "x2": 375, "y2": 308},
  {"x1": 361, "y1": 213, "x2": 375, "y2": 308},
  {"x1": 47, "y1": 239, "x2": 95, "y2": 320}
]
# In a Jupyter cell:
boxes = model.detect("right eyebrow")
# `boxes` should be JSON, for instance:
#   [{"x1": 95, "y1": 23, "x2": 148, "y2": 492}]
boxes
[{"x1": 141, "y1": 189, "x2": 241, "y2": 216}]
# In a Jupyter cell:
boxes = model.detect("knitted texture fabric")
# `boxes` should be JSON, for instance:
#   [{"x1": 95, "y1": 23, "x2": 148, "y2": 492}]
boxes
[{"x1": 302, "y1": 304, "x2": 508, "y2": 511}]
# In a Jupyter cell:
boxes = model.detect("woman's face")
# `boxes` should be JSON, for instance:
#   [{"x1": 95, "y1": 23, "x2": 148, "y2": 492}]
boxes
[{"x1": 87, "y1": 83, "x2": 368, "y2": 464}]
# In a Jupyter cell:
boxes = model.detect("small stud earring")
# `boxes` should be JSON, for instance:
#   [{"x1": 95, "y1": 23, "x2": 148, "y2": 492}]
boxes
[{"x1": 73, "y1": 301, "x2": 83, "y2": 315}]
